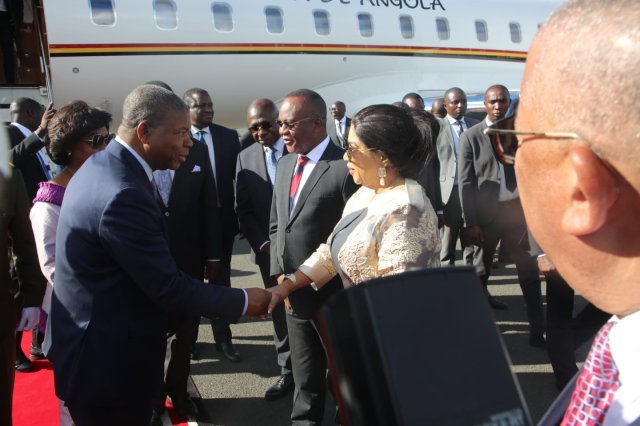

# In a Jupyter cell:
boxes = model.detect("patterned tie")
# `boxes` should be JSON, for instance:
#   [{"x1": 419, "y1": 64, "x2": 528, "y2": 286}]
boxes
[
  {"x1": 289, "y1": 155, "x2": 309, "y2": 213},
  {"x1": 454, "y1": 120, "x2": 464, "y2": 138},
  {"x1": 265, "y1": 146, "x2": 278, "y2": 186},
  {"x1": 153, "y1": 169, "x2": 172, "y2": 206},
  {"x1": 561, "y1": 322, "x2": 620, "y2": 426}
]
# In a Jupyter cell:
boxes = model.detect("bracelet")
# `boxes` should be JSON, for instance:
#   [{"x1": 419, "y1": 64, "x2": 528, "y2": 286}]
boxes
[{"x1": 284, "y1": 273, "x2": 297, "y2": 285}]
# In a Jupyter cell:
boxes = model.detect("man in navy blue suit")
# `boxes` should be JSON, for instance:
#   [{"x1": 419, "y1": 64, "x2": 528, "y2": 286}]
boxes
[{"x1": 44, "y1": 85, "x2": 271, "y2": 425}]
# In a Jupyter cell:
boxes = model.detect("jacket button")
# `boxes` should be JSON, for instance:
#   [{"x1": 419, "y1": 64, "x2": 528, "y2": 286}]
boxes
[
  {"x1": 286, "y1": 228, "x2": 291, "y2": 233},
  {"x1": 164, "y1": 212, "x2": 170, "y2": 217}
]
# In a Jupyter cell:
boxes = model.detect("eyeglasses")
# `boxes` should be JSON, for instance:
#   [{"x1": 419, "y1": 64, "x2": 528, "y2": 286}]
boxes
[
  {"x1": 84, "y1": 133, "x2": 115, "y2": 149},
  {"x1": 484, "y1": 116, "x2": 582, "y2": 165},
  {"x1": 345, "y1": 142, "x2": 376, "y2": 161},
  {"x1": 248, "y1": 121, "x2": 276, "y2": 133},
  {"x1": 276, "y1": 116, "x2": 317, "y2": 132}
]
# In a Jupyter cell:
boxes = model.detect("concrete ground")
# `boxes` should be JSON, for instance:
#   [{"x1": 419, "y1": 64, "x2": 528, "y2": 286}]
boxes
[{"x1": 179, "y1": 238, "x2": 594, "y2": 426}]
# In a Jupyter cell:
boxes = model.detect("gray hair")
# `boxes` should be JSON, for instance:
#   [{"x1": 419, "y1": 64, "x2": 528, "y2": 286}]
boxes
[{"x1": 121, "y1": 85, "x2": 187, "y2": 129}]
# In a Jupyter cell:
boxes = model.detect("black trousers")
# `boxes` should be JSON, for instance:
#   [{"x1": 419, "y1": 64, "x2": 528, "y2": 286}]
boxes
[
  {"x1": 210, "y1": 232, "x2": 235, "y2": 343},
  {"x1": 545, "y1": 272, "x2": 608, "y2": 389},
  {"x1": 440, "y1": 186, "x2": 473, "y2": 266},
  {"x1": 0, "y1": 11, "x2": 16, "y2": 85},
  {"x1": 256, "y1": 251, "x2": 291, "y2": 374},
  {"x1": 67, "y1": 402, "x2": 151, "y2": 426},
  {"x1": 472, "y1": 199, "x2": 545, "y2": 334},
  {"x1": 0, "y1": 296, "x2": 17, "y2": 426},
  {"x1": 287, "y1": 312, "x2": 329, "y2": 426}
]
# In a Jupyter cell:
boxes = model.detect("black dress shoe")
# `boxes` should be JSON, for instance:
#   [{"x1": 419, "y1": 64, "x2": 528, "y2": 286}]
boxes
[
  {"x1": 150, "y1": 407, "x2": 165, "y2": 426},
  {"x1": 190, "y1": 348, "x2": 200, "y2": 361},
  {"x1": 30, "y1": 346, "x2": 46, "y2": 361},
  {"x1": 529, "y1": 332, "x2": 546, "y2": 348},
  {"x1": 15, "y1": 351, "x2": 34, "y2": 372},
  {"x1": 171, "y1": 395, "x2": 199, "y2": 420},
  {"x1": 487, "y1": 295, "x2": 508, "y2": 310},
  {"x1": 216, "y1": 341, "x2": 241, "y2": 362},
  {"x1": 265, "y1": 373, "x2": 294, "y2": 400}
]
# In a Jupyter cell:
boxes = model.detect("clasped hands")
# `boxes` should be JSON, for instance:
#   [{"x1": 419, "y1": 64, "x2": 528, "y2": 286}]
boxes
[{"x1": 243, "y1": 276, "x2": 293, "y2": 317}]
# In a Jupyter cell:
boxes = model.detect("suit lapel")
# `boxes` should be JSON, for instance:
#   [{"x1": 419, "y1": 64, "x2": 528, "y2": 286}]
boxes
[{"x1": 288, "y1": 160, "x2": 329, "y2": 224}]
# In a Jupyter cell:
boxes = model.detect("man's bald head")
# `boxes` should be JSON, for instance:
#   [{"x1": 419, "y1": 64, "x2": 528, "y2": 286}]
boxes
[
  {"x1": 247, "y1": 98, "x2": 279, "y2": 147},
  {"x1": 247, "y1": 98, "x2": 278, "y2": 122},
  {"x1": 520, "y1": 0, "x2": 640, "y2": 181}
]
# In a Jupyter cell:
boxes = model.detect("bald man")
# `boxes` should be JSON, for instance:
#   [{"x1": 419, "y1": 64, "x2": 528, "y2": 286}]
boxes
[{"x1": 503, "y1": 1, "x2": 640, "y2": 424}]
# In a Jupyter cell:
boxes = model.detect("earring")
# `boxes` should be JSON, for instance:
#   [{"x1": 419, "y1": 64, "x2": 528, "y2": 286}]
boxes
[{"x1": 378, "y1": 166, "x2": 387, "y2": 187}]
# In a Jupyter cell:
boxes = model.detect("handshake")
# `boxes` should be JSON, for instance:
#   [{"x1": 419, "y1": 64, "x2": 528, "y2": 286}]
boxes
[{"x1": 244, "y1": 286, "x2": 290, "y2": 317}]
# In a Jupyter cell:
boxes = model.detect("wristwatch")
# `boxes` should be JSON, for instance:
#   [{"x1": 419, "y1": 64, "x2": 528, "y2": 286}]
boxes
[{"x1": 284, "y1": 273, "x2": 297, "y2": 284}]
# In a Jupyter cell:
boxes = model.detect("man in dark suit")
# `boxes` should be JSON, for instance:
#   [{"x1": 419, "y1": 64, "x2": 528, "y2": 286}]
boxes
[
  {"x1": 458, "y1": 84, "x2": 544, "y2": 345},
  {"x1": 270, "y1": 89, "x2": 357, "y2": 425},
  {"x1": 1, "y1": 163, "x2": 46, "y2": 426},
  {"x1": 327, "y1": 101, "x2": 351, "y2": 148},
  {"x1": 183, "y1": 88, "x2": 242, "y2": 362},
  {"x1": 517, "y1": 3, "x2": 639, "y2": 422},
  {"x1": 430, "y1": 97, "x2": 446, "y2": 119},
  {"x1": 43, "y1": 85, "x2": 270, "y2": 425},
  {"x1": 0, "y1": 0, "x2": 22, "y2": 85},
  {"x1": 436, "y1": 87, "x2": 478, "y2": 270},
  {"x1": 8, "y1": 97, "x2": 54, "y2": 371},
  {"x1": 236, "y1": 98, "x2": 293, "y2": 400}
]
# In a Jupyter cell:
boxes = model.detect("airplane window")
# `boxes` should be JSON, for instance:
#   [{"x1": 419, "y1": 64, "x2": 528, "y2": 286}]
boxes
[
  {"x1": 399, "y1": 15, "x2": 414, "y2": 39},
  {"x1": 90, "y1": 0, "x2": 115, "y2": 26},
  {"x1": 475, "y1": 20, "x2": 488, "y2": 42},
  {"x1": 313, "y1": 10, "x2": 330, "y2": 36},
  {"x1": 265, "y1": 6, "x2": 284, "y2": 34},
  {"x1": 154, "y1": 0, "x2": 177, "y2": 30},
  {"x1": 358, "y1": 13, "x2": 373, "y2": 38},
  {"x1": 211, "y1": 2, "x2": 233, "y2": 32},
  {"x1": 435, "y1": 17, "x2": 449, "y2": 40},
  {"x1": 509, "y1": 22, "x2": 522, "y2": 43}
]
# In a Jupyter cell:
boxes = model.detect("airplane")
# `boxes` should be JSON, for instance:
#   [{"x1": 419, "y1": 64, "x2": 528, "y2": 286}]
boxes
[{"x1": 0, "y1": 0, "x2": 562, "y2": 130}]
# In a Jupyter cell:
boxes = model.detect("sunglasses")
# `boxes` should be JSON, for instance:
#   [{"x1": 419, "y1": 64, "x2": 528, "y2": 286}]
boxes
[
  {"x1": 84, "y1": 133, "x2": 115, "y2": 149},
  {"x1": 248, "y1": 121, "x2": 276, "y2": 133},
  {"x1": 345, "y1": 142, "x2": 377, "y2": 161},
  {"x1": 276, "y1": 116, "x2": 317, "y2": 132},
  {"x1": 484, "y1": 117, "x2": 582, "y2": 165}
]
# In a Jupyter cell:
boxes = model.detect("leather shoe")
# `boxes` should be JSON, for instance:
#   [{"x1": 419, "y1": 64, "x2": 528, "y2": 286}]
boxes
[
  {"x1": 171, "y1": 395, "x2": 199, "y2": 420},
  {"x1": 216, "y1": 341, "x2": 241, "y2": 362},
  {"x1": 15, "y1": 351, "x2": 34, "y2": 372},
  {"x1": 30, "y1": 346, "x2": 46, "y2": 361},
  {"x1": 265, "y1": 373, "x2": 294, "y2": 400},
  {"x1": 487, "y1": 295, "x2": 508, "y2": 310},
  {"x1": 529, "y1": 332, "x2": 546, "y2": 348},
  {"x1": 190, "y1": 347, "x2": 200, "y2": 361},
  {"x1": 150, "y1": 407, "x2": 165, "y2": 426}
]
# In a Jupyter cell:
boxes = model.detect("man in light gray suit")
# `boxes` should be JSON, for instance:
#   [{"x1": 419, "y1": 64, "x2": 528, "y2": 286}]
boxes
[
  {"x1": 436, "y1": 88, "x2": 478, "y2": 270},
  {"x1": 270, "y1": 89, "x2": 357, "y2": 425},
  {"x1": 235, "y1": 98, "x2": 293, "y2": 400},
  {"x1": 327, "y1": 100, "x2": 350, "y2": 149},
  {"x1": 458, "y1": 84, "x2": 544, "y2": 344}
]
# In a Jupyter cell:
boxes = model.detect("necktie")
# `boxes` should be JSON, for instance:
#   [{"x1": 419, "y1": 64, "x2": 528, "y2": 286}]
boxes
[
  {"x1": 153, "y1": 169, "x2": 172, "y2": 206},
  {"x1": 454, "y1": 120, "x2": 464, "y2": 138},
  {"x1": 504, "y1": 164, "x2": 517, "y2": 192},
  {"x1": 337, "y1": 121, "x2": 343, "y2": 138},
  {"x1": 265, "y1": 146, "x2": 278, "y2": 186},
  {"x1": 289, "y1": 155, "x2": 309, "y2": 212},
  {"x1": 197, "y1": 130, "x2": 206, "y2": 143},
  {"x1": 561, "y1": 322, "x2": 620, "y2": 426}
]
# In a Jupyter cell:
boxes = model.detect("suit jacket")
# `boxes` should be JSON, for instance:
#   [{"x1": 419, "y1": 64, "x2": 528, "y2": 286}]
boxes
[
  {"x1": 436, "y1": 116, "x2": 480, "y2": 205},
  {"x1": 457, "y1": 120, "x2": 503, "y2": 228},
  {"x1": 269, "y1": 141, "x2": 357, "y2": 318},
  {"x1": 45, "y1": 141, "x2": 245, "y2": 406},
  {"x1": 0, "y1": 167, "x2": 45, "y2": 337},
  {"x1": 164, "y1": 141, "x2": 220, "y2": 279},
  {"x1": 235, "y1": 141, "x2": 279, "y2": 257},
  {"x1": 8, "y1": 124, "x2": 48, "y2": 201},
  {"x1": 327, "y1": 117, "x2": 351, "y2": 148},
  {"x1": 208, "y1": 123, "x2": 241, "y2": 238}
]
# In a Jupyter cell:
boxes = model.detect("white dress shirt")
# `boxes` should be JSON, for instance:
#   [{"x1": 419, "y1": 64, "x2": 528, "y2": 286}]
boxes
[
  {"x1": 290, "y1": 137, "x2": 331, "y2": 209},
  {"x1": 446, "y1": 115, "x2": 468, "y2": 156},
  {"x1": 190, "y1": 125, "x2": 217, "y2": 186}
]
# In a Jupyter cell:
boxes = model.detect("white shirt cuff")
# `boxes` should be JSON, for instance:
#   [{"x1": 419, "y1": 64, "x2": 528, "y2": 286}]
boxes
[
  {"x1": 241, "y1": 289, "x2": 248, "y2": 315},
  {"x1": 258, "y1": 241, "x2": 270, "y2": 251}
]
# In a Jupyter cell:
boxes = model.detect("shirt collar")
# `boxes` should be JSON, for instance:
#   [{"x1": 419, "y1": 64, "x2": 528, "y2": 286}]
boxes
[
  {"x1": 191, "y1": 125, "x2": 210, "y2": 135},
  {"x1": 610, "y1": 310, "x2": 640, "y2": 390},
  {"x1": 264, "y1": 137, "x2": 285, "y2": 154},
  {"x1": 303, "y1": 136, "x2": 331, "y2": 163},
  {"x1": 115, "y1": 136, "x2": 154, "y2": 182},
  {"x1": 11, "y1": 122, "x2": 32, "y2": 138},
  {"x1": 446, "y1": 115, "x2": 465, "y2": 125},
  {"x1": 485, "y1": 117, "x2": 494, "y2": 127}
]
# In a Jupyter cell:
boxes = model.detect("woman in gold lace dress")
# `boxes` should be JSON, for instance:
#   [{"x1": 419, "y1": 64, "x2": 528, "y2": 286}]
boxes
[{"x1": 268, "y1": 104, "x2": 441, "y2": 307}]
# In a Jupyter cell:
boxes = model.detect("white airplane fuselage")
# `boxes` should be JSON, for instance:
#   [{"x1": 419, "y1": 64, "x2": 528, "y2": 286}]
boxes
[{"x1": 41, "y1": 0, "x2": 561, "y2": 129}]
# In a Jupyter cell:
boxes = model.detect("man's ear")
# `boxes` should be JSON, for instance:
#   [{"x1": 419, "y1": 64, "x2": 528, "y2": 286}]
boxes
[
  {"x1": 136, "y1": 121, "x2": 151, "y2": 145},
  {"x1": 561, "y1": 145, "x2": 619, "y2": 236}
]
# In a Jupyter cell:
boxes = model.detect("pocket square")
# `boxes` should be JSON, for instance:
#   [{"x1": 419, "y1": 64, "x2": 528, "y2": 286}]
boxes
[{"x1": 191, "y1": 165, "x2": 201, "y2": 172}]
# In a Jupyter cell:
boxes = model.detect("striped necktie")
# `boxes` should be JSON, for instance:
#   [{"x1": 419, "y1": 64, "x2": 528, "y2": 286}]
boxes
[{"x1": 289, "y1": 155, "x2": 309, "y2": 213}]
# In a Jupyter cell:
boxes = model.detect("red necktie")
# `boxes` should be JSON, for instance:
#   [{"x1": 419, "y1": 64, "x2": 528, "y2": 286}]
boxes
[
  {"x1": 561, "y1": 322, "x2": 620, "y2": 426},
  {"x1": 289, "y1": 155, "x2": 309, "y2": 212}
]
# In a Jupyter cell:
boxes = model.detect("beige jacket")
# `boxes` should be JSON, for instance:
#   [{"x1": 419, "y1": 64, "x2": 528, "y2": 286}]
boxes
[{"x1": 299, "y1": 179, "x2": 440, "y2": 289}]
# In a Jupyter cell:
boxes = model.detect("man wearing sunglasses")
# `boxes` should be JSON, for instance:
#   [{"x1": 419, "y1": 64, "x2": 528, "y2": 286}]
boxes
[
  {"x1": 509, "y1": 1, "x2": 640, "y2": 424},
  {"x1": 235, "y1": 98, "x2": 293, "y2": 400},
  {"x1": 458, "y1": 84, "x2": 545, "y2": 347}
]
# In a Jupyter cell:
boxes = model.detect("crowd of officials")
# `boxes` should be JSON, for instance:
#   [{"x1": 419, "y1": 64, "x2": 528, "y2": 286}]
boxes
[{"x1": 1, "y1": 0, "x2": 639, "y2": 425}]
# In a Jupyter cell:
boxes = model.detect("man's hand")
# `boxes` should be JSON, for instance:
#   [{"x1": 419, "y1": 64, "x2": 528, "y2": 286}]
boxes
[
  {"x1": 537, "y1": 254, "x2": 557, "y2": 276},
  {"x1": 245, "y1": 287, "x2": 271, "y2": 316},
  {"x1": 267, "y1": 285, "x2": 290, "y2": 314},
  {"x1": 467, "y1": 225, "x2": 485, "y2": 246},
  {"x1": 16, "y1": 307, "x2": 40, "y2": 332},
  {"x1": 35, "y1": 102, "x2": 56, "y2": 138},
  {"x1": 204, "y1": 259, "x2": 221, "y2": 281}
]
